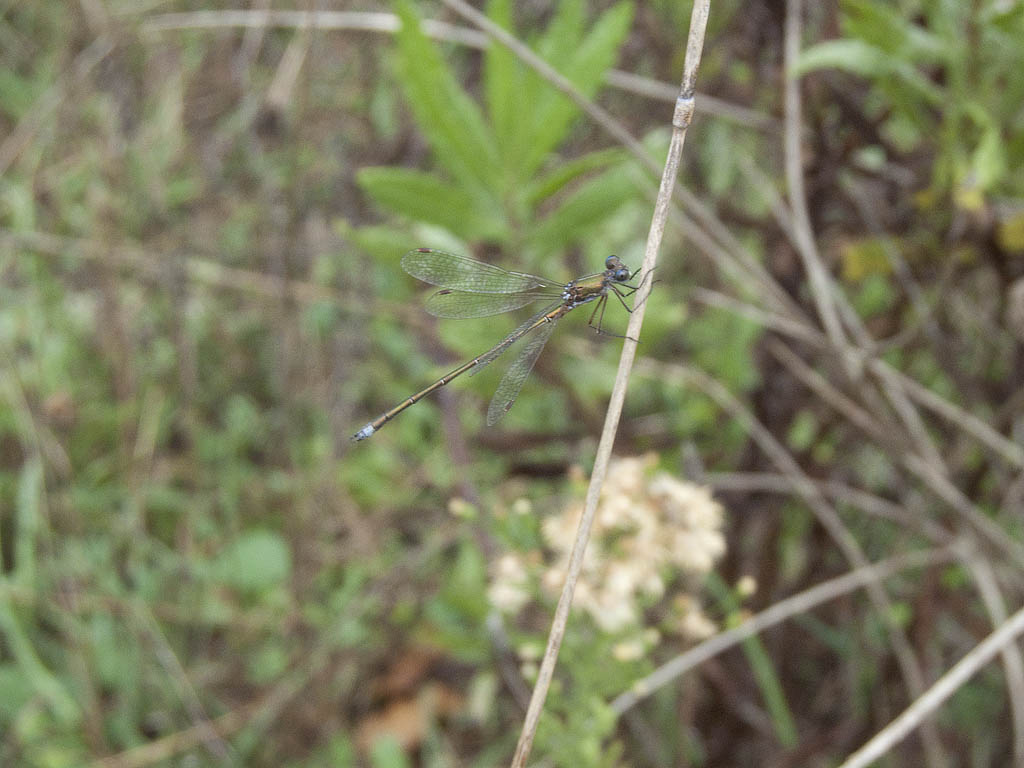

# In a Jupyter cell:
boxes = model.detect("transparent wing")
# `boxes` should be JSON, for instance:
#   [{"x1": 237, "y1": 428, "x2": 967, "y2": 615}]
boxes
[
  {"x1": 486, "y1": 316, "x2": 559, "y2": 426},
  {"x1": 424, "y1": 288, "x2": 560, "y2": 318},
  {"x1": 470, "y1": 303, "x2": 560, "y2": 376},
  {"x1": 402, "y1": 248, "x2": 556, "y2": 294}
]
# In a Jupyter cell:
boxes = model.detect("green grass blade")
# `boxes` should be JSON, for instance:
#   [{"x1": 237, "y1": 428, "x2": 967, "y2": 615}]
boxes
[{"x1": 0, "y1": 600, "x2": 80, "y2": 725}]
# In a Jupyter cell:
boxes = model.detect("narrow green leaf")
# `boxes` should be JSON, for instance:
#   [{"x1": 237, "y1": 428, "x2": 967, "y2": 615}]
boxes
[
  {"x1": 794, "y1": 39, "x2": 944, "y2": 105},
  {"x1": 358, "y1": 166, "x2": 507, "y2": 241},
  {"x1": 484, "y1": 0, "x2": 526, "y2": 177},
  {"x1": 523, "y1": 147, "x2": 626, "y2": 207},
  {"x1": 0, "y1": 603, "x2": 80, "y2": 725},
  {"x1": 519, "y1": 0, "x2": 585, "y2": 150},
  {"x1": 392, "y1": 0, "x2": 499, "y2": 191},
  {"x1": 522, "y1": 2, "x2": 635, "y2": 176},
  {"x1": 841, "y1": 0, "x2": 948, "y2": 63},
  {"x1": 526, "y1": 163, "x2": 636, "y2": 251},
  {"x1": 536, "y1": 0, "x2": 585, "y2": 69},
  {"x1": 14, "y1": 458, "x2": 42, "y2": 587},
  {"x1": 794, "y1": 38, "x2": 892, "y2": 78},
  {"x1": 969, "y1": 114, "x2": 1007, "y2": 191}
]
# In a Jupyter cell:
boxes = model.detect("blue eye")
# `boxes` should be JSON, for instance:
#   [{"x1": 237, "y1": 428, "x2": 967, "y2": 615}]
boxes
[
  {"x1": 615, "y1": 268, "x2": 629, "y2": 281},
  {"x1": 605, "y1": 255, "x2": 617, "y2": 269}
]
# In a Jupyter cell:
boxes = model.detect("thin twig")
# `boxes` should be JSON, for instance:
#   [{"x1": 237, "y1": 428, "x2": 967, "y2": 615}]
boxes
[
  {"x1": 709, "y1": 466, "x2": 1024, "y2": 757},
  {"x1": 139, "y1": 10, "x2": 773, "y2": 129},
  {"x1": 963, "y1": 557, "x2": 1024, "y2": 763},
  {"x1": 1, "y1": 230, "x2": 340, "y2": 307},
  {"x1": 767, "y1": 338, "x2": 1024, "y2": 569},
  {"x1": 687, "y1": 282, "x2": 1024, "y2": 469},
  {"x1": 837, "y1": 605, "x2": 1024, "y2": 768},
  {"x1": 0, "y1": 36, "x2": 113, "y2": 177},
  {"x1": 740, "y1": 146, "x2": 948, "y2": 472},
  {"x1": 783, "y1": 0, "x2": 847, "y2": 351},
  {"x1": 610, "y1": 547, "x2": 955, "y2": 714},
  {"x1": 703, "y1": 471, "x2": 954, "y2": 545},
  {"x1": 425, "y1": 1, "x2": 708, "y2": 763},
  {"x1": 633, "y1": 357, "x2": 945, "y2": 763}
]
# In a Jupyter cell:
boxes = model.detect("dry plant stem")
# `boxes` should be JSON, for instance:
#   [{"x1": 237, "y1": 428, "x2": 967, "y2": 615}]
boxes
[
  {"x1": 141, "y1": 9, "x2": 492, "y2": 48},
  {"x1": 140, "y1": 10, "x2": 772, "y2": 129},
  {"x1": 1, "y1": 230, "x2": 339, "y2": 307},
  {"x1": 132, "y1": 602, "x2": 230, "y2": 760},
  {"x1": 264, "y1": 19, "x2": 310, "y2": 112},
  {"x1": 964, "y1": 557, "x2": 1024, "y2": 763},
  {"x1": 684, "y1": 286, "x2": 1024, "y2": 470},
  {"x1": 610, "y1": 547, "x2": 955, "y2": 714},
  {"x1": 87, "y1": 702, "x2": 262, "y2": 768},
  {"x1": 704, "y1": 471, "x2": 955, "y2": 545},
  {"x1": 0, "y1": 350, "x2": 72, "y2": 477},
  {"x1": 838, "y1": 604, "x2": 1024, "y2": 768},
  {"x1": 783, "y1": 0, "x2": 847, "y2": 352},
  {"x1": 786, "y1": 0, "x2": 943, "y2": 471},
  {"x1": 711, "y1": 468, "x2": 1024, "y2": 757},
  {"x1": 635, "y1": 358, "x2": 945, "y2": 764},
  {"x1": 767, "y1": 338, "x2": 1024, "y2": 569},
  {"x1": 741, "y1": 153, "x2": 946, "y2": 470},
  {"x1": 0, "y1": 36, "x2": 113, "y2": 177},
  {"x1": 430, "y1": 0, "x2": 708, "y2": 761}
]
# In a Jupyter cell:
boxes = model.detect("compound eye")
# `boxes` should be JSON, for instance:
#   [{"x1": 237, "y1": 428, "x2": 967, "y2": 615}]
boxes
[
  {"x1": 615, "y1": 268, "x2": 629, "y2": 281},
  {"x1": 605, "y1": 255, "x2": 617, "y2": 269}
]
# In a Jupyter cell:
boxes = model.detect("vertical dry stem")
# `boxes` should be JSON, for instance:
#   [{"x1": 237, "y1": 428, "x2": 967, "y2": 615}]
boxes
[{"x1": 457, "y1": 2, "x2": 712, "y2": 764}]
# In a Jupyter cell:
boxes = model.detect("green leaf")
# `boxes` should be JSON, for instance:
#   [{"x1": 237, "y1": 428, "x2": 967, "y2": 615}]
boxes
[
  {"x1": 523, "y1": 146, "x2": 626, "y2": 206},
  {"x1": 970, "y1": 119, "x2": 1006, "y2": 191},
  {"x1": 370, "y1": 736, "x2": 411, "y2": 768},
  {"x1": 14, "y1": 458, "x2": 43, "y2": 587},
  {"x1": 392, "y1": 0, "x2": 499, "y2": 191},
  {"x1": 0, "y1": 68, "x2": 45, "y2": 122},
  {"x1": 527, "y1": 163, "x2": 636, "y2": 251},
  {"x1": 841, "y1": 0, "x2": 948, "y2": 63},
  {"x1": 0, "y1": 603, "x2": 80, "y2": 725},
  {"x1": 357, "y1": 166, "x2": 507, "y2": 241},
  {"x1": 536, "y1": 0, "x2": 585, "y2": 69},
  {"x1": 795, "y1": 39, "x2": 891, "y2": 77},
  {"x1": 794, "y1": 39, "x2": 944, "y2": 106},
  {"x1": 341, "y1": 223, "x2": 415, "y2": 266},
  {"x1": 484, "y1": 0, "x2": 527, "y2": 178},
  {"x1": 522, "y1": 1, "x2": 634, "y2": 176},
  {"x1": 214, "y1": 529, "x2": 292, "y2": 593}
]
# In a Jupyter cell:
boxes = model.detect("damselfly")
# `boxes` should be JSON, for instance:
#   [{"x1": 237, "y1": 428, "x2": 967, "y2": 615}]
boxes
[{"x1": 351, "y1": 248, "x2": 641, "y2": 441}]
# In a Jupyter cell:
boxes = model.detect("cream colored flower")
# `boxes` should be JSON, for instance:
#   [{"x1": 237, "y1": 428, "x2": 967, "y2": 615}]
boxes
[
  {"x1": 536, "y1": 454, "x2": 727, "y2": 639},
  {"x1": 487, "y1": 554, "x2": 530, "y2": 615}
]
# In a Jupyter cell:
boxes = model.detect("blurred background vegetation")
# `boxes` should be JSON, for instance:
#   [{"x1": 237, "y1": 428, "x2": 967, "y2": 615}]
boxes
[{"x1": 2, "y1": 1, "x2": 1024, "y2": 766}]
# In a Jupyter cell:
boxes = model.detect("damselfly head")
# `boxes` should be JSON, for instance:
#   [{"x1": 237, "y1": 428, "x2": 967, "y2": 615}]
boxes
[{"x1": 605, "y1": 255, "x2": 631, "y2": 282}]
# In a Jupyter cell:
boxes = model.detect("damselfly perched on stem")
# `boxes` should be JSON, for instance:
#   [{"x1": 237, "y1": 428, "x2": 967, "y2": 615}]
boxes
[{"x1": 351, "y1": 248, "x2": 641, "y2": 441}]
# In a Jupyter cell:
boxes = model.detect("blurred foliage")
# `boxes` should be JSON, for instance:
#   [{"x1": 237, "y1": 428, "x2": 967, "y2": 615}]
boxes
[
  {"x1": 796, "y1": 0, "x2": 1024, "y2": 202},
  {"x1": 359, "y1": 0, "x2": 637, "y2": 251},
  {"x1": 1, "y1": 0, "x2": 1022, "y2": 767}
]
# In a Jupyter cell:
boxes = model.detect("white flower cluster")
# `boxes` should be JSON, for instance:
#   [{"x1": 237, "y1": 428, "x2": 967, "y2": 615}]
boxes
[{"x1": 488, "y1": 454, "x2": 727, "y2": 641}]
